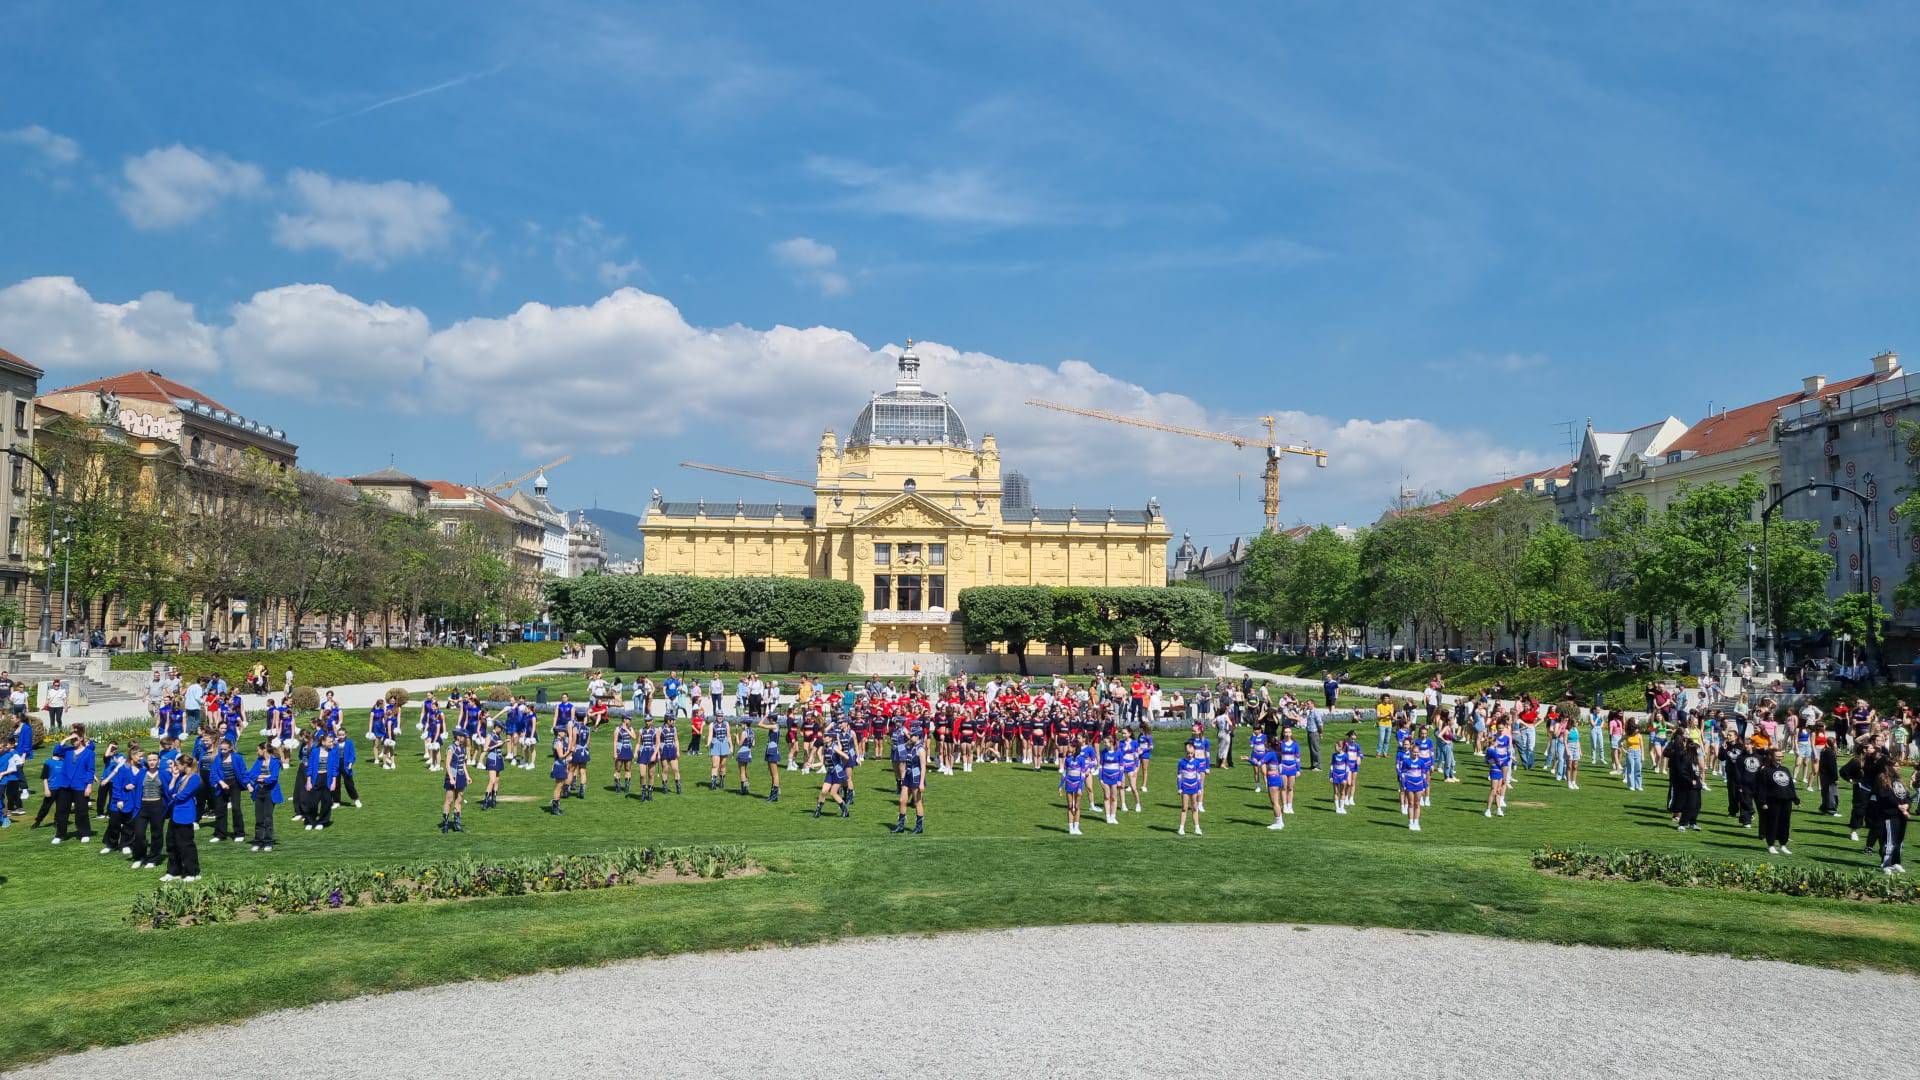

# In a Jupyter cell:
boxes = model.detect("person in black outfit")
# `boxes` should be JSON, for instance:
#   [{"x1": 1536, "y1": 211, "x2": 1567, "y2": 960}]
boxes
[
  {"x1": 1754, "y1": 748, "x2": 1800, "y2": 854},
  {"x1": 130, "y1": 750, "x2": 166, "y2": 868},
  {"x1": 1719, "y1": 735, "x2": 1758, "y2": 826},
  {"x1": 1816, "y1": 730, "x2": 1840, "y2": 817},
  {"x1": 1667, "y1": 731, "x2": 1703, "y2": 830},
  {"x1": 1841, "y1": 744, "x2": 1875, "y2": 842},
  {"x1": 1878, "y1": 772, "x2": 1911, "y2": 874}
]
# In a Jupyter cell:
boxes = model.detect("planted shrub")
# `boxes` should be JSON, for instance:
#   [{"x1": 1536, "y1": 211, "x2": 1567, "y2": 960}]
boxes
[
  {"x1": 384, "y1": 687, "x2": 411, "y2": 706},
  {"x1": 288, "y1": 686, "x2": 321, "y2": 711},
  {"x1": 484, "y1": 684, "x2": 511, "y2": 703},
  {"x1": 1533, "y1": 846, "x2": 1919, "y2": 903}
]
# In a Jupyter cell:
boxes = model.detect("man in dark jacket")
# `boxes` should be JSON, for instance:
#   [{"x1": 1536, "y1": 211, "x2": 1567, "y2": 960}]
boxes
[{"x1": 1754, "y1": 749, "x2": 1800, "y2": 854}]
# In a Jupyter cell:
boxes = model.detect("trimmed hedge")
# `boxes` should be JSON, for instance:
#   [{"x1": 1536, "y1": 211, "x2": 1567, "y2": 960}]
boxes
[
  {"x1": 109, "y1": 643, "x2": 565, "y2": 688},
  {"x1": 1533, "y1": 846, "x2": 1915, "y2": 903},
  {"x1": 128, "y1": 844, "x2": 753, "y2": 929}
]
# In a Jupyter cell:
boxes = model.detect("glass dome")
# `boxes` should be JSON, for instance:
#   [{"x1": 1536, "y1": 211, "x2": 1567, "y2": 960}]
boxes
[{"x1": 846, "y1": 342, "x2": 972, "y2": 449}]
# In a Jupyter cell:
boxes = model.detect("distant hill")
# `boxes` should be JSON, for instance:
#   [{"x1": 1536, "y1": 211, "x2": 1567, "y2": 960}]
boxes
[{"x1": 574, "y1": 507, "x2": 646, "y2": 562}]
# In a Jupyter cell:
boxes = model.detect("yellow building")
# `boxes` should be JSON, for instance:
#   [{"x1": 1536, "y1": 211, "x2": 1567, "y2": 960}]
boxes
[{"x1": 642, "y1": 344, "x2": 1171, "y2": 661}]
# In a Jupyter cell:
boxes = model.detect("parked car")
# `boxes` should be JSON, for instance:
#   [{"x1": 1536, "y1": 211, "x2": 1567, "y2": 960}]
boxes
[
  {"x1": 1565, "y1": 641, "x2": 1631, "y2": 670},
  {"x1": 1226, "y1": 642, "x2": 1258, "y2": 654},
  {"x1": 1494, "y1": 648, "x2": 1516, "y2": 666},
  {"x1": 1527, "y1": 651, "x2": 1563, "y2": 669},
  {"x1": 1639, "y1": 651, "x2": 1691, "y2": 674}
]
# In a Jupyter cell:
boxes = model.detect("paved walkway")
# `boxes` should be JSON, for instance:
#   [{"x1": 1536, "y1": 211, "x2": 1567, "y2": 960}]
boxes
[
  {"x1": 63, "y1": 654, "x2": 590, "y2": 729},
  {"x1": 8, "y1": 924, "x2": 1904, "y2": 1079}
]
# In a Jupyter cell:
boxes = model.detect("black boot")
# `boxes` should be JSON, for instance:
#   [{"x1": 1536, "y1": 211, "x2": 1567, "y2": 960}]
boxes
[
  {"x1": 452, "y1": 813, "x2": 464, "y2": 832},
  {"x1": 913, "y1": 815, "x2": 923, "y2": 834},
  {"x1": 768, "y1": 787, "x2": 779, "y2": 803},
  {"x1": 438, "y1": 814, "x2": 449, "y2": 832},
  {"x1": 891, "y1": 815, "x2": 905, "y2": 834}
]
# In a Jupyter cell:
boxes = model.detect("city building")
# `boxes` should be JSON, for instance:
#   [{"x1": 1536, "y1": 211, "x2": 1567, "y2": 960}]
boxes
[
  {"x1": 641, "y1": 342, "x2": 1173, "y2": 669},
  {"x1": 566, "y1": 511, "x2": 607, "y2": 577},
  {"x1": 0, "y1": 347, "x2": 40, "y2": 649},
  {"x1": 509, "y1": 471, "x2": 570, "y2": 577}
]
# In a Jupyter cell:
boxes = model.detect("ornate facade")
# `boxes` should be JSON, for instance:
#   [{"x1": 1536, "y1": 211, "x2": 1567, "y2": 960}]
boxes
[{"x1": 642, "y1": 344, "x2": 1172, "y2": 657}]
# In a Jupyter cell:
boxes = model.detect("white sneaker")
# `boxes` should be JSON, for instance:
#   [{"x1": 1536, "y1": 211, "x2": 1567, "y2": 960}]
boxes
[
  {"x1": 1852, "y1": 830, "x2": 1861, "y2": 841},
  {"x1": 1176, "y1": 825, "x2": 1184, "y2": 836},
  {"x1": 1496, "y1": 808, "x2": 1505, "y2": 816},
  {"x1": 1568, "y1": 782, "x2": 1578, "y2": 791},
  {"x1": 1336, "y1": 805, "x2": 1347, "y2": 814},
  {"x1": 99, "y1": 846, "x2": 112, "y2": 854},
  {"x1": 1767, "y1": 845, "x2": 1778, "y2": 854},
  {"x1": 1105, "y1": 814, "x2": 1117, "y2": 825},
  {"x1": 160, "y1": 874, "x2": 176, "y2": 881},
  {"x1": 121, "y1": 847, "x2": 132, "y2": 855},
  {"x1": 49, "y1": 837, "x2": 60, "y2": 845},
  {"x1": 1284, "y1": 805, "x2": 1294, "y2": 815},
  {"x1": 1193, "y1": 825, "x2": 1202, "y2": 835},
  {"x1": 305, "y1": 824, "x2": 314, "y2": 831},
  {"x1": 1485, "y1": 809, "x2": 1493, "y2": 818},
  {"x1": 1410, "y1": 819, "x2": 1421, "y2": 831},
  {"x1": 354, "y1": 800, "x2": 362, "y2": 808},
  {"x1": 1779, "y1": 846, "x2": 1792, "y2": 856},
  {"x1": 208, "y1": 837, "x2": 220, "y2": 843},
  {"x1": 1267, "y1": 819, "x2": 1284, "y2": 830},
  {"x1": 1677, "y1": 825, "x2": 1687, "y2": 832},
  {"x1": 184, "y1": 875, "x2": 199, "y2": 882},
  {"x1": 250, "y1": 844, "x2": 261, "y2": 852},
  {"x1": 1197, "y1": 802, "x2": 1206, "y2": 813}
]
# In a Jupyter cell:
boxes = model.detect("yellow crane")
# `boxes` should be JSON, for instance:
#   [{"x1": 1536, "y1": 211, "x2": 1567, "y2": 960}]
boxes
[
  {"x1": 1024, "y1": 400, "x2": 1327, "y2": 532},
  {"x1": 482, "y1": 453, "x2": 572, "y2": 495},
  {"x1": 678, "y1": 461, "x2": 813, "y2": 489}
]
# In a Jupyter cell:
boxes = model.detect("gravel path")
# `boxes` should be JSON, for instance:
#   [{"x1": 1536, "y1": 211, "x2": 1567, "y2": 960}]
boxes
[{"x1": 12, "y1": 923, "x2": 1905, "y2": 1079}]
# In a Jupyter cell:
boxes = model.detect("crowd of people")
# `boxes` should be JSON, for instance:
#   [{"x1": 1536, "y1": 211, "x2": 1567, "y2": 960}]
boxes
[{"x1": 2, "y1": 664, "x2": 1915, "y2": 880}]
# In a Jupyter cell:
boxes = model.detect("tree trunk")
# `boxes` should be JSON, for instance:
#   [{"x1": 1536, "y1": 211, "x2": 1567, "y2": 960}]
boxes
[
  {"x1": 1065, "y1": 646, "x2": 1076, "y2": 676},
  {"x1": 1013, "y1": 640, "x2": 1029, "y2": 676},
  {"x1": 652, "y1": 632, "x2": 666, "y2": 672},
  {"x1": 1151, "y1": 639, "x2": 1165, "y2": 677}
]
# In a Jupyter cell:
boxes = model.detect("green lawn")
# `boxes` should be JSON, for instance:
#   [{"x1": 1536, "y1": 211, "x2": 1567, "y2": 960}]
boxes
[
  {"x1": 1, "y1": 711, "x2": 1913, "y2": 1067},
  {"x1": 1237, "y1": 654, "x2": 1694, "y2": 702},
  {"x1": 108, "y1": 642, "x2": 566, "y2": 688}
]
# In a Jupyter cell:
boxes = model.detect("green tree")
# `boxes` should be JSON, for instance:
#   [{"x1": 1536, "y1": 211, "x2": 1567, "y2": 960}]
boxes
[
  {"x1": 773, "y1": 579, "x2": 864, "y2": 671},
  {"x1": 1234, "y1": 530, "x2": 1297, "y2": 642},
  {"x1": 1046, "y1": 587, "x2": 1103, "y2": 675},
  {"x1": 1518, "y1": 524, "x2": 1589, "y2": 651},
  {"x1": 1828, "y1": 591, "x2": 1888, "y2": 661},
  {"x1": 1281, "y1": 526, "x2": 1359, "y2": 647},
  {"x1": 716, "y1": 577, "x2": 783, "y2": 672},
  {"x1": 957, "y1": 585, "x2": 1054, "y2": 674}
]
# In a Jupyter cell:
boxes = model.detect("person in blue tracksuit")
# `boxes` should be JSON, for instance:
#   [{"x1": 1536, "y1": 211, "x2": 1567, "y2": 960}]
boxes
[
  {"x1": 101, "y1": 749, "x2": 140, "y2": 855},
  {"x1": 205, "y1": 738, "x2": 247, "y2": 842},
  {"x1": 303, "y1": 733, "x2": 339, "y2": 830},
  {"x1": 5, "y1": 714, "x2": 30, "y2": 815},
  {"x1": 440, "y1": 736, "x2": 469, "y2": 833},
  {"x1": 247, "y1": 740, "x2": 282, "y2": 851},
  {"x1": 337, "y1": 732, "x2": 360, "y2": 809},
  {"x1": 50, "y1": 727, "x2": 94, "y2": 845},
  {"x1": 162, "y1": 757, "x2": 202, "y2": 880}
]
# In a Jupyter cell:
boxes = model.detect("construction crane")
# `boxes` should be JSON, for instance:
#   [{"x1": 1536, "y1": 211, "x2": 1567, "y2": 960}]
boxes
[
  {"x1": 482, "y1": 453, "x2": 572, "y2": 495},
  {"x1": 1024, "y1": 400, "x2": 1327, "y2": 533},
  {"x1": 678, "y1": 461, "x2": 813, "y2": 489}
]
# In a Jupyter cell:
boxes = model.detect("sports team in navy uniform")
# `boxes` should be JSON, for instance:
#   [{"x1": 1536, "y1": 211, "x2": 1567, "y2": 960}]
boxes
[{"x1": 20, "y1": 666, "x2": 1920, "y2": 886}]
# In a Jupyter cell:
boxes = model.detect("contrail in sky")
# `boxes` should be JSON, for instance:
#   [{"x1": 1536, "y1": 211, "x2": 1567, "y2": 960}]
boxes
[{"x1": 315, "y1": 64, "x2": 508, "y2": 127}]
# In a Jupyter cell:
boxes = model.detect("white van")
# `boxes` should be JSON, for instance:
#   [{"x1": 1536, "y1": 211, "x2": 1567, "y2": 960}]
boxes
[{"x1": 1565, "y1": 641, "x2": 1629, "y2": 668}]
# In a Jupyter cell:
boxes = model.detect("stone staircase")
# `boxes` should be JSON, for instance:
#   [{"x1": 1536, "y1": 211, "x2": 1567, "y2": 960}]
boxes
[{"x1": 0, "y1": 658, "x2": 143, "y2": 704}]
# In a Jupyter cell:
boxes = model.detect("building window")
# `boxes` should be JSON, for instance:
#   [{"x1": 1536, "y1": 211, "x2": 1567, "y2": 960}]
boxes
[
  {"x1": 896, "y1": 574, "x2": 923, "y2": 611},
  {"x1": 928, "y1": 543, "x2": 945, "y2": 566},
  {"x1": 8, "y1": 461, "x2": 20, "y2": 494},
  {"x1": 6, "y1": 516, "x2": 16, "y2": 559},
  {"x1": 928, "y1": 574, "x2": 945, "y2": 609},
  {"x1": 898, "y1": 542, "x2": 922, "y2": 566},
  {"x1": 190, "y1": 436, "x2": 204, "y2": 460},
  {"x1": 11, "y1": 401, "x2": 23, "y2": 432},
  {"x1": 873, "y1": 574, "x2": 891, "y2": 610},
  {"x1": 873, "y1": 543, "x2": 890, "y2": 566}
]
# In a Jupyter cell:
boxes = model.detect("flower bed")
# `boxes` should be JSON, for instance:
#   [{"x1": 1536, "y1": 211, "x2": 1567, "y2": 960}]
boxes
[
  {"x1": 128, "y1": 844, "x2": 753, "y2": 929},
  {"x1": 1532, "y1": 846, "x2": 1915, "y2": 903}
]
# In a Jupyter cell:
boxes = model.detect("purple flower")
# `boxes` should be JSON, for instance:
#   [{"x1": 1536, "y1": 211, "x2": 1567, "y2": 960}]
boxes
[{"x1": 328, "y1": 889, "x2": 343, "y2": 908}]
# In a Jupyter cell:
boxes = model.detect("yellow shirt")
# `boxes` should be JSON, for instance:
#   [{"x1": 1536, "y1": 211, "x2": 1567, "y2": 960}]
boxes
[
  {"x1": 1376, "y1": 701, "x2": 1393, "y2": 726},
  {"x1": 1625, "y1": 734, "x2": 1643, "y2": 751}
]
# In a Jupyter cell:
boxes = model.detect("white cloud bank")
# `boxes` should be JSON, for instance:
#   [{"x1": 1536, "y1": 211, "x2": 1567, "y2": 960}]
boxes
[
  {"x1": 114, "y1": 145, "x2": 265, "y2": 229},
  {"x1": 0, "y1": 276, "x2": 1546, "y2": 508},
  {"x1": 273, "y1": 170, "x2": 455, "y2": 266},
  {"x1": 770, "y1": 236, "x2": 848, "y2": 296}
]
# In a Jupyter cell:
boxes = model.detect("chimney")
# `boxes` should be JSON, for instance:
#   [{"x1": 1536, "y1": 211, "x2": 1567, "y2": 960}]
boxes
[
  {"x1": 1873, "y1": 351, "x2": 1901, "y2": 377},
  {"x1": 1802, "y1": 375, "x2": 1826, "y2": 395}
]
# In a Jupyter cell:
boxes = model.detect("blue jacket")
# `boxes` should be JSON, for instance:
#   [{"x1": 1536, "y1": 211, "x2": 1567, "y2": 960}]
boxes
[
  {"x1": 54, "y1": 740, "x2": 94, "y2": 791},
  {"x1": 104, "y1": 759, "x2": 140, "y2": 814},
  {"x1": 304, "y1": 746, "x2": 340, "y2": 788},
  {"x1": 207, "y1": 752, "x2": 246, "y2": 789},
  {"x1": 13, "y1": 720, "x2": 30, "y2": 761},
  {"x1": 337, "y1": 737, "x2": 356, "y2": 769},
  {"x1": 245, "y1": 756, "x2": 283, "y2": 803},
  {"x1": 166, "y1": 772, "x2": 201, "y2": 824}
]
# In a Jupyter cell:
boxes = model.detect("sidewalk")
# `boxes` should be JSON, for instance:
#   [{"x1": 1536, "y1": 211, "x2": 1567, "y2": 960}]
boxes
[{"x1": 61, "y1": 653, "x2": 592, "y2": 730}]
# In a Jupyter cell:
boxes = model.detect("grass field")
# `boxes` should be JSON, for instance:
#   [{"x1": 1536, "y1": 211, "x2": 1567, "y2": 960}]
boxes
[
  {"x1": 108, "y1": 643, "x2": 566, "y2": 687},
  {"x1": 1237, "y1": 654, "x2": 1694, "y2": 702},
  {"x1": 1, "y1": 708, "x2": 1914, "y2": 1067}
]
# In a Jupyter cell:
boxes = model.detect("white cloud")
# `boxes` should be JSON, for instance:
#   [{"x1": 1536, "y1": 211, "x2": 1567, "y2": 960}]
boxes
[
  {"x1": 0, "y1": 276, "x2": 219, "y2": 372},
  {"x1": 115, "y1": 145, "x2": 265, "y2": 229},
  {"x1": 272, "y1": 169, "x2": 454, "y2": 266},
  {"x1": 770, "y1": 236, "x2": 849, "y2": 296},
  {"x1": 222, "y1": 284, "x2": 430, "y2": 397},
  {"x1": 2, "y1": 125, "x2": 81, "y2": 168},
  {"x1": 804, "y1": 155, "x2": 1064, "y2": 227},
  {"x1": 533, "y1": 216, "x2": 642, "y2": 287}
]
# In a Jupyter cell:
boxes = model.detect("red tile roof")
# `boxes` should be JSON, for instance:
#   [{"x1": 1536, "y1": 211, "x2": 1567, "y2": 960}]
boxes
[
  {"x1": 1662, "y1": 371, "x2": 1889, "y2": 460},
  {"x1": 1425, "y1": 462, "x2": 1573, "y2": 514},
  {"x1": 47, "y1": 370, "x2": 230, "y2": 412},
  {"x1": 0, "y1": 346, "x2": 44, "y2": 378}
]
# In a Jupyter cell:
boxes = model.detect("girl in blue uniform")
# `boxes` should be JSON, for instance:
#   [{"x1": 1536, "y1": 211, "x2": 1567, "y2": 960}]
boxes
[
  {"x1": 659, "y1": 711, "x2": 682, "y2": 795},
  {"x1": 1248, "y1": 727, "x2": 1270, "y2": 793},
  {"x1": 267, "y1": 698, "x2": 296, "y2": 765},
  {"x1": 1328, "y1": 750, "x2": 1351, "y2": 814},
  {"x1": 1399, "y1": 739, "x2": 1429, "y2": 831},
  {"x1": 1136, "y1": 724, "x2": 1154, "y2": 794},
  {"x1": 1485, "y1": 721, "x2": 1511, "y2": 817},
  {"x1": 1340, "y1": 733, "x2": 1363, "y2": 811},
  {"x1": 546, "y1": 725, "x2": 571, "y2": 815},
  {"x1": 440, "y1": 736, "x2": 469, "y2": 832},
  {"x1": 517, "y1": 698, "x2": 540, "y2": 770},
  {"x1": 1255, "y1": 737, "x2": 1284, "y2": 829},
  {"x1": 1175, "y1": 741, "x2": 1206, "y2": 836},
  {"x1": 1277, "y1": 725, "x2": 1302, "y2": 817},
  {"x1": 421, "y1": 702, "x2": 445, "y2": 773},
  {"x1": 480, "y1": 728, "x2": 506, "y2": 809},
  {"x1": 1059, "y1": 738, "x2": 1088, "y2": 835},
  {"x1": 1119, "y1": 730, "x2": 1142, "y2": 813},
  {"x1": 733, "y1": 719, "x2": 756, "y2": 796},
  {"x1": 706, "y1": 714, "x2": 733, "y2": 791},
  {"x1": 612, "y1": 717, "x2": 636, "y2": 794},
  {"x1": 1098, "y1": 732, "x2": 1126, "y2": 825},
  {"x1": 367, "y1": 701, "x2": 394, "y2": 771},
  {"x1": 813, "y1": 743, "x2": 850, "y2": 819},
  {"x1": 892, "y1": 726, "x2": 925, "y2": 834},
  {"x1": 758, "y1": 712, "x2": 783, "y2": 802},
  {"x1": 635, "y1": 716, "x2": 659, "y2": 801}
]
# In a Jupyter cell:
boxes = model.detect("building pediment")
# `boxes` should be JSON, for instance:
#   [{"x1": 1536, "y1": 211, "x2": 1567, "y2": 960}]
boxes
[{"x1": 850, "y1": 491, "x2": 970, "y2": 531}]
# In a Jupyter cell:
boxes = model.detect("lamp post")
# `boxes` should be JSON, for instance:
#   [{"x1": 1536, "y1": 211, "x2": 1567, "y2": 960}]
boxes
[
  {"x1": 1744, "y1": 542, "x2": 1757, "y2": 662},
  {"x1": 1761, "y1": 476, "x2": 1878, "y2": 680},
  {"x1": 57, "y1": 511, "x2": 73, "y2": 650}
]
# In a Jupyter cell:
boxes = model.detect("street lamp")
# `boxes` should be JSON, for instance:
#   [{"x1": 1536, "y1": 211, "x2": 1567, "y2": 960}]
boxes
[
  {"x1": 1744, "y1": 542, "x2": 1757, "y2": 663},
  {"x1": 53, "y1": 511, "x2": 73, "y2": 652}
]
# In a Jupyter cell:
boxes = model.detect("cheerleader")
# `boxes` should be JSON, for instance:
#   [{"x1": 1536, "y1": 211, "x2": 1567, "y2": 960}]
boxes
[
  {"x1": 567, "y1": 708, "x2": 592, "y2": 799},
  {"x1": 1119, "y1": 728, "x2": 1143, "y2": 812},
  {"x1": 1059, "y1": 737, "x2": 1089, "y2": 835},
  {"x1": 1175, "y1": 740, "x2": 1206, "y2": 836},
  {"x1": 440, "y1": 736, "x2": 469, "y2": 832},
  {"x1": 760, "y1": 711, "x2": 784, "y2": 802},
  {"x1": 891, "y1": 723, "x2": 925, "y2": 834},
  {"x1": 812, "y1": 741, "x2": 851, "y2": 819},
  {"x1": 265, "y1": 697, "x2": 296, "y2": 766},
  {"x1": 1328, "y1": 749, "x2": 1351, "y2": 814},
  {"x1": 1400, "y1": 740, "x2": 1430, "y2": 831},
  {"x1": 834, "y1": 717, "x2": 860, "y2": 808},
  {"x1": 479, "y1": 727, "x2": 505, "y2": 809},
  {"x1": 658, "y1": 710, "x2": 683, "y2": 795},
  {"x1": 1248, "y1": 725, "x2": 1270, "y2": 793},
  {"x1": 634, "y1": 715, "x2": 659, "y2": 801},
  {"x1": 1485, "y1": 721, "x2": 1512, "y2": 817},
  {"x1": 1413, "y1": 725, "x2": 1435, "y2": 807},
  {"x1": 421, "y1": 699, "x2": 446, "y2": 772},
  {"x1": 1395, "y1": 736, "x2": 1417, "y2": 819},
  {"x1": 612, "y1": 716, "x2": 636, "y2": 794},
  {"x1": 707, "y1": 713, "x2": 732, "y2": 792},
  {"x1": 732, "y1": 717, "x2": 757, "y2": 795},
  {"x1": 1136, "y1": 723, "x2": 1153, "y2": 793},
  {"x1": 367, "y1": 700, "x2": 394, "y2": 770},
  {"x1": 518, "y1": 697, "x2": 540, "y2": 770},
  {"x1": 1255, "y1": 737, "x2": 1284, "y2": 829},
  {"x1": 1275, "y1": 724, "x2": 1302, "y2": 817},
  {"x1": 1339, "y1": 731, "x2": 1363, "y2": 810},
  {"x1": 1097, "y1": 732, "x2": 1126, "y2": 824},
  {"x1": 545, "y1": 724, "x2": 571, "y2": 815}
]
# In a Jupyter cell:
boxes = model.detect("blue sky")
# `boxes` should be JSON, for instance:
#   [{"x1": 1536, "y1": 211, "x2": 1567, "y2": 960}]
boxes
[{"x1": 2, "y1": 1, "x2": 1917, "y2": 550}]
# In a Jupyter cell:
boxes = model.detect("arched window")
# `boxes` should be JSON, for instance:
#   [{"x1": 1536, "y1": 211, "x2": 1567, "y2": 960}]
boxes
[{"x1": 189, "y1": 436, "x2": 203, "y2": 460}]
